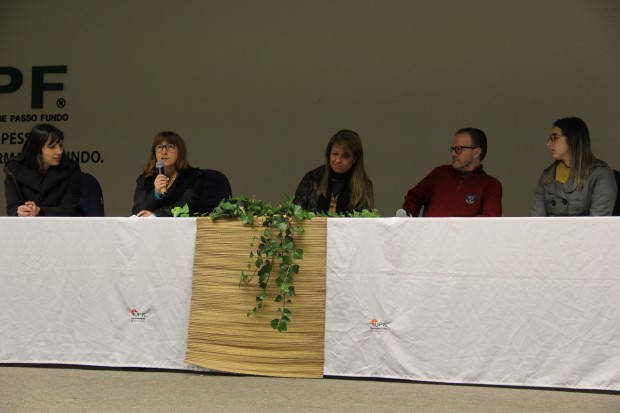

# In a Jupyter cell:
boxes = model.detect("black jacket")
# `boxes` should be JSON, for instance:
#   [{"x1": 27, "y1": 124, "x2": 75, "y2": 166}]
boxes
[
  {"x1": 132, "y1": 167, "x2": 203, "y2": 217},
  {"x1": 294, "y1": 165, "x2": 372, "y2": 214},
  {"x1": 294, "y1": 166, "x2": 324, "y2": 213},
  {"x1": 4, "y1": 156, "x2": 82, "y2": 216}
]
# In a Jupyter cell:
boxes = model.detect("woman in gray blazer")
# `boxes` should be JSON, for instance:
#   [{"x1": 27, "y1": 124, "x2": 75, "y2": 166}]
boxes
[{"x1": 532, "y1": 117, "x2": 617, "y2": 216}]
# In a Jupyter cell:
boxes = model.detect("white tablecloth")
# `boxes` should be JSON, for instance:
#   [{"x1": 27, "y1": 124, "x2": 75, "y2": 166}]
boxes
[
  {"x1": 0, "y1": 217, "x2": 200, "y2": 370},
  {"x1": 324, "y1": 217, "x2": 620, "y2": 391},
  {"x1": 1, "y1": 217, "x2": 619, "y2": 391}
]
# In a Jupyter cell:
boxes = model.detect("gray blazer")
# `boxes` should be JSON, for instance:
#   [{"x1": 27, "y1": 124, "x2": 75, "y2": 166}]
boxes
[{"x1": 531, "y1": 161, "x2": 617, "y2": 216}]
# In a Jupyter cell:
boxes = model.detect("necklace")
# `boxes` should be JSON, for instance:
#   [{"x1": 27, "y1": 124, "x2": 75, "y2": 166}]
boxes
[
  {"x1": 329, "y1": 193, "x2": 338, "y2": 213},
  {"x1": 166, "y1": 171, "x2": 178, "y2": 190}
]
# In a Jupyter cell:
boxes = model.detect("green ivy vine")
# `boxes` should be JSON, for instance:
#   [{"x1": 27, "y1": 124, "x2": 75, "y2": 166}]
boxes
[
  {"x1": 210, "y1": 196, "x2": 315, "y2": 331},
  {"x1": 173, "y1": 196, "x2": 380, "y2": 331}
]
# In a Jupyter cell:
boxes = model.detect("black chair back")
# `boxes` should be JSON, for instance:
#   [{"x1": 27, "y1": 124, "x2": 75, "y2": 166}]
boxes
[
  {"x1": 80, "y1": 172, "x2": 104, "y2": 216},
  {"x1": 199, "y1": 169, "x2": 232, "y2": 214}
]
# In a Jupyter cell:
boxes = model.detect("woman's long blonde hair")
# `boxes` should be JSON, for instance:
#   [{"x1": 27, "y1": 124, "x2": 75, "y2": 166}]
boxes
[
  {"x1": 544, "y1": 117, "x2": 597, "y2": 190},
  {"x1": 318, "y1": 129, "x2": 374, "y2": 210}
]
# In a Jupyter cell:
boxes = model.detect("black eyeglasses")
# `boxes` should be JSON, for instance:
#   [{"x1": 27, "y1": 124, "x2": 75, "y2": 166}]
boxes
[
  {"x1": 154, "y1": 144, "x2": 176, "y2": 152},
  {"x1": 449, "y1": 146, "x2": 478, "y2": 154},
  {"x1": 548, "y1": 133, "x2": 565, "y2": 143}
]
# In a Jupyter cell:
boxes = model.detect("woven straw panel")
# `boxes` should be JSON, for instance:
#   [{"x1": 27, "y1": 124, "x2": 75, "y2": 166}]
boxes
[{"x1": 185, "y1": 217, "x2": 327, "y2": 378}]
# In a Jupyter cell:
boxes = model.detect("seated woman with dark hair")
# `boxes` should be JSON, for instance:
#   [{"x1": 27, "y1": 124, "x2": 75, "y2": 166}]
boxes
[
  {"x1": 294, "y1": 129, "x2": 374, "y2": 214},
  {"x1": 532, "y1": 117, "x2": 617, "y2": 216},
  {"x1": 4, "y1": 123, "x2": 81, "y2": 216},
  {"x1": 132, "y1": 131, "x2": 203, "y2": 217}
]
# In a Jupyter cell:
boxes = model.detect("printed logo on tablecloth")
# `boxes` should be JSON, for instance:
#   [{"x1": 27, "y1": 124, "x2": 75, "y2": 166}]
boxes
[
  {"x1": 130, "y1": 308, "x2": 147, "y2": 322},
  {"x1": 369, "y1": 316, "x2": 389, "y2": 333}
]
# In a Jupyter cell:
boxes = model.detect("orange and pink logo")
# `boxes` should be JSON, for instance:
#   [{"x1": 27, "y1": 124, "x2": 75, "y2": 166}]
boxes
[
  {"x1": 369, "y1": 316, "x2": 389, "y2": 332},
  {"x1": 130, "y1": 308, "x2": 147, "y2": 322}
]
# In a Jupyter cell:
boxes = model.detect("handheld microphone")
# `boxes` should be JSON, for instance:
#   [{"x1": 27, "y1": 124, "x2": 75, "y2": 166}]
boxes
[
  {"x1": 155, "y1": 161, "x2": 167, "y2": 196},
  {"x1": 396, "y1": 208, "x2": 409, "y2": 217}
]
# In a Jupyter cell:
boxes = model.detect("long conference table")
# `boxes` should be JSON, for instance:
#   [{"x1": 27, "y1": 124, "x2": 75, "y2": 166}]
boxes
[{"x1": 1, "y1": 217, "x2": 619, "y2": 391}]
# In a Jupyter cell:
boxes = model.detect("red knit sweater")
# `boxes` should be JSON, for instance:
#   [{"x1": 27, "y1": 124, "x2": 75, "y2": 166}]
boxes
[{"x1": 403, "y1": 164, "x2": 502, "y2": 217}]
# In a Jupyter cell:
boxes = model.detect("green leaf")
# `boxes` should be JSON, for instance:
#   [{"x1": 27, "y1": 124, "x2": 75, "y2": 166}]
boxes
[
  {"x1": 275, "y1": 294, "x2": 283, "y2": 302},
  {"x1": 270, "y1": 319, "x2": 279, "y2": 329},
  {"x1": 294, "y1": 249, "x2": 303, "y2": 259},
  {"x1": 258, "y1": 262, "x2": 272, "y2": 276},
  {"x1": 171, "y1": 203, "x2": 190, "y2": 217}
]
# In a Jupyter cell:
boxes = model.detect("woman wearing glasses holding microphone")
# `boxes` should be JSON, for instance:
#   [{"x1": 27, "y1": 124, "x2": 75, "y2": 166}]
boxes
[
  {"x1": 531, "y1": 117, "x2": 616, "y2": 216},
  {"x1": 132, "y1": 131, "x2": 203, "y2": 217}
]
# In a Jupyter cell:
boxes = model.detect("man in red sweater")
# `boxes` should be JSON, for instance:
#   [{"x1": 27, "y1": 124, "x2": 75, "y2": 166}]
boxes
[{"x1": 402, "y1": 128, "x2": 502, "y2": 217}]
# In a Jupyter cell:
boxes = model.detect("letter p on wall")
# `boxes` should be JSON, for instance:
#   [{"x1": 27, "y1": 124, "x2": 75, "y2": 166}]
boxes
[
  {"x1": 0, "y1": 67, "x2": 23, "y2": 93},
  {"x1": 0, "y1": 66, "x2": 67, "y2": 109}
]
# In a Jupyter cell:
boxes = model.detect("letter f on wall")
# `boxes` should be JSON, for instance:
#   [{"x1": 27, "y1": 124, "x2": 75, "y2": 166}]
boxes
[{"x1": 32, "y1": 66, "x2": 67, "y2": 109}]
